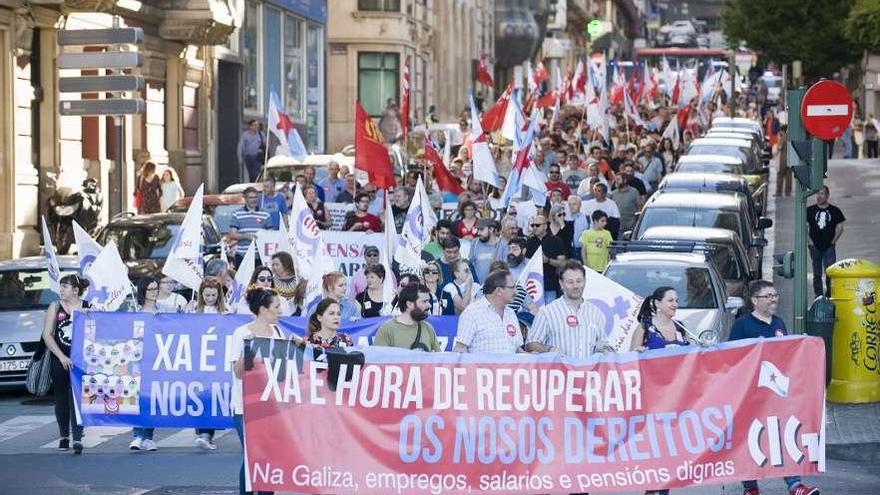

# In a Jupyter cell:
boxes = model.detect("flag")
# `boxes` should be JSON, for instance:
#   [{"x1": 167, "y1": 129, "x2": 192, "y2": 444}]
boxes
[
  {"x1": 610, "y1": 62, "x2": 626, "y2": 106},
  {"x1": 476, "y1": 53, "x2": 494, "y2": 87},
  {"x1": 678, "y1": 70, "x2": 699, "y2": 108},
  {"x1": 662, "y1": 111, "x2": 681, "y2": 149},
  {"x1": 642, "y1": 63, "x2": 657, "y2": 105},
  {"x1": 416, "y1": 176, "x2": 437, "y2": 236},
  {"x1": 72, "y1": 221, "x2": 102, "y2": 274},
  {"x1": 84, "y1": 240, "x2": 131, "y2": 311},
  {"x1": 501, "y1": 88, "x2": 525, "y2": 142},
  {"x1": 516, "y1": 246, "x2": 544, "y2": 308},
  {"x1": 469, "y1": 93, "x2": 499, "y2": 187},
  {"x1": 162, "y1": 184, "x2": 204, "y2": 290},
  {"x1": 355, "y1": 100, "x2": 396, "y2": 189},
  {"x1": 758, "y1": 360, "x2": 790, "y2": 398},
  {"x1": 401, "y1": 58, "x2": 410, "y2": 141},
  {"x1": 581, "y1": 268, "x2": 643, "y2": 351},
  {"x1": 41, "y1": 216, "x2": 61, "y2": 295},
  {"x1": 623, "y1": 88, "x2": 648, "y2": 128},
  {"x1": 572, "y1": 59, "x2": 586, "y2": 96},
  {"x1": 502, "y1": 110, "x2": 539, "y2": 204},
  {"x1": 532, "y1": 61, "x2": 549, "y2": 89},
  {"x1": 480, "y1": 83, "x2": 513, "y2": 133},
  {"x1": 268, "y1": 90, "x2": 307, "y2": 160},
  {"x1": 395, "y1": 176, "x2": 429, "y2": 271},
  {"x1": 227, "y1": 240, "x2": 256, "y2": 308},
  {"x1": 289, "y1": 186, "x2": 325, "y2": 282},
  {"x1": 661, "y1": 57, "x2": 676, "y2": 98},
  {"x1": 700, "y1": 61, "x2": 717, "y2": 104},
  {"x1": 521, "y1": 164, "x2": 547, "y2": 206},
  {"x1": 381, "y1": 192, "x2": 397, "y2": 315},
  {"x1": 425, "y1": 135, "x2": 464, "y2": 194}
]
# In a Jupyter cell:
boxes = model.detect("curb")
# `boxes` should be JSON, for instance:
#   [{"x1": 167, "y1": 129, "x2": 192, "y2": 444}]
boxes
[{"x1": 826, "y1": 442, "x2": 880, "y2": 463}]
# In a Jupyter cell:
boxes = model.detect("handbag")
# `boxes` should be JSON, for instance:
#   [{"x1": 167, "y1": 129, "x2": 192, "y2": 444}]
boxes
[
  {"x1": 26, "y1": 341, "x2": 52, "y2": 396},
  {"x1": 410, "y1": 322, "x2": 430, "y2": 352}
]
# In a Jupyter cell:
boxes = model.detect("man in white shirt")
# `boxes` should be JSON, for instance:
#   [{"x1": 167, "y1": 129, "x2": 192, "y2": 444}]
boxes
[{"x1": 453, "y1": 270, "x2": 523, "y2": 354}]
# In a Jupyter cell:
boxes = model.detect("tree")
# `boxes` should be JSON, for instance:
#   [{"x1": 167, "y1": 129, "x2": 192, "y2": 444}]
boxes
[
  {"x1": 722, "y1": 0, "x2": 859, "y2": 79},
  {"x1": 844, "y1": 0, "x2": 880, "y2": 50}
]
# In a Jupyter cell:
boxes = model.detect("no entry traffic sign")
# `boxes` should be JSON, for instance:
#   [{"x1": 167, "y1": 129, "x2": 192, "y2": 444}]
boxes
[{"x1": 800, "y1": 80, "x2": 854, "y2": 140}]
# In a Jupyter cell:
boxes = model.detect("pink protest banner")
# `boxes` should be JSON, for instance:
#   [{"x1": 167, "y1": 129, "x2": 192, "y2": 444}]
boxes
[{"x1": 242, "y1": 336, "x2": 825, "y2": 494}]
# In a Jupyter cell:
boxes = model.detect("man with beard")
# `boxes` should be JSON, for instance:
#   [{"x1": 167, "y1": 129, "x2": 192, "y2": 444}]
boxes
[
  {"x1": 373, "y1": 283, "x2": 441, "y2": 351},
  {"x1": 470, "y1": 219, "x2": 508, "y2": 282},
  {"x1": 505, "y1": 237, "x2": 528, "y2": 281},
  {"x1": 525, "y1": 260, "x2": 606, "y2": 359}
]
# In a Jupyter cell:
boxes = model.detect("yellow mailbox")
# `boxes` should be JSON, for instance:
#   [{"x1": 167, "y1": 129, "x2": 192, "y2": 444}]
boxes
[{"x1": 826, "y1": 258, "x2": 880, "y2": 403}]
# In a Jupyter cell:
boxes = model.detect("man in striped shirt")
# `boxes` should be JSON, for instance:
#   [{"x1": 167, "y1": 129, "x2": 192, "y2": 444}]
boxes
[
  {"x1": 228, "y1": 187, "x2": 271, "y2": 267},
  {"x1": 525, "y1": 260, "x2": 606, "y2": 359},
  {"x1": 453, "y1": 270, "x2": 524, "y2": 354}
]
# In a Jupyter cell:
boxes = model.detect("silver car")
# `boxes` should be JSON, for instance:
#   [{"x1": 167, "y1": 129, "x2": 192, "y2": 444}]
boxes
[
  {"x1": 0, "y1": 256, "x2": 79, "y2": 387},
  {"x1": 603, "y1": 251, "x2": 744, "y2": 341}
]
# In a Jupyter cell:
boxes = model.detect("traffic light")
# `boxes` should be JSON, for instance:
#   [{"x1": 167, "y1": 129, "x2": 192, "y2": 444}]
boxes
[
  {"x1": 774, "y1": 251, "x2": 794, "y2": 279},
  {"x1": 790, "y1": 138, "x2": 828, "y2": 191}
]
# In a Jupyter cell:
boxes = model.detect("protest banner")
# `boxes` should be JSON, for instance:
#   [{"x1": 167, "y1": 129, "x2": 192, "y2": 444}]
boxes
[
  {"x1": 69, "y1": 312, "x2": 458, "y2": 428},
  {"x1": 256, "y1": 230, "x2": 385, "y2": 277},
  {"x1": 326, "y1": 202, "x2": 355, "y2": 230},
  {"x1": 242, "y1": 337, "x2": 825, "y2": 494}
]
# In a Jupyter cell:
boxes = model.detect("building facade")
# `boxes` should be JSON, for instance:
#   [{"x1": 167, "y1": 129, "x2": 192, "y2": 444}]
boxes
[{"x1": 325, "y1": 0, "x2": 494, "y2": 152}]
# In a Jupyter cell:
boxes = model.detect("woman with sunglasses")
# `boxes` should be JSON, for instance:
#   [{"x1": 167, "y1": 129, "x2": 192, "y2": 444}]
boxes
[
  {"x1": 234, "y1": 266, "x2": 292, "y2": 316},
  {"x1": 306, "y1": 298, "x2": 352, "y2": 349},
  {"x1": 188, "y1": 277, "x2": 227, "y2": 450},
  {"x1": 130, "y1": 276, "x2": 160, "y2": 452},
  {"x1": 422, "y1": 261, "x2": 444, "y2": 316},
  {"x1": 40, "y1": 274, "x2": 90, "y2": 454},
  {"x1": 548, "y1": 203, "x2": 573, "y2": 251}
]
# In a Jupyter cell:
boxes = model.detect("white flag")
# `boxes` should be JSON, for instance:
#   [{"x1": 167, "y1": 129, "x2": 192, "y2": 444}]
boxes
[
  {"x1": 289, "y1": 186, "x2": 324, "y2": 281},
  {"x1": 417, "y1": 176, "x2": 437, "y2": 235},
  {"x1": 40, "y1": 216, "x2": 61, "y2": 295},
  {"x1": 469, "y1": 93, "x2": 499, "y2": 187},
  {"x1": 662, "y1": 113, "x2": 681, "y2": 149},
  {"x1": 516, "y1": 246, "x2": 544, "y2": 308},
  {"x1": 395, "y1": 176, "x2": 429, "y2": 271},
  {"x1": 84, "y1": 240, "x2": 131, "y2": 311},
  {"x1": 501, "y1": 89, "x2": 524, "y2": 142},
  {"x1": 228, "y1": 240, "x2": 256, "y2": 307},
  {"x1": 758, "y1": 360, "x2": 790, "y2": 398},
  {"x1": 72, "y1": 221, "x2": 102, "y2": 274},
  {"x1": 581, "y1": 268, "x2": 643, "y2": 352},
  {"x1": 381, "y1": 192, "x2": 397, "y2": 315},
  {"x1": 162, "y1": 184, "x2": 204, "y2": 290}
]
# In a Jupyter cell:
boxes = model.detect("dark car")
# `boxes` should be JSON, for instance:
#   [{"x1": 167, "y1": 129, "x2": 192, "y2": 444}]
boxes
[
  {"x1": 628, "y1": 192, "x2": 772, "y2": 277},
  {"x1": 95, "y1": 213, "x2": 222, "y2": 285},
  {"x1": 169, "y1": 194, "x2": 245, "y2": 235},
  {"x1": 0, "y1": 256, "x2": 79, "y2": 387},
  {"x1": 656, "y1": 172, "x2": 764, "y2": 218}
]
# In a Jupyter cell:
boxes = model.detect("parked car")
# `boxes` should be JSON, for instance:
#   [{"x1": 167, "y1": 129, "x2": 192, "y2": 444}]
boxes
[
  {"x1": 639, "y1": 227, "x2": 756, "y2": 299},
  {"x1": 710, "y1": 117, "x2": 764, "y2": 141},
  {"x1": 604, "y1": 251, "x2": 743, "y2": 341},
  {"x1": 675, "y1": 154, "x2": 746, "y2": 175},
  {"x1": 703, "y1": 130, "x2": 770, "y2": 165},
  {"x1": 169, "y1": 193, "x2": 244, "y2": 235},
  {"x1": 686, "y1": 137, "x2": 764, "y2": 174},
  {"x1": 0, "y1": 256, "x2": 79, "y2": 387},
  {"x1": 627, "y1": 192, "x2": 772, "y2": 276},
  {"x1": 656, "y1": 172, "x2": 763, "y2": 218},
  {"x1": 95, "y1": 213, "x2": 222, "y2": 287}
]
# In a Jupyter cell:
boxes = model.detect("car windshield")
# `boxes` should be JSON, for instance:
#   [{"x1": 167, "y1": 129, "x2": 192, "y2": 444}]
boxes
[
  {"x1": 676, "y1": 162, "x2": 745, "y2": 175},
  {"x1": 0, "y1": 269, "x2": 76, "y2": 310},
  {"x1": 638, "y1": 207, "x2": 744, "y2": 240},
  {"x1": 706, "y1": 244, "x2": 743, "y2": 280},
  {"x1": 213, "y1": 205, "x2": 240, "y2": 234},
  {"x1": 688, "y1": 145, "x2": 750, "y2": 164},
  {"x1": 605, "y1": 264, "x2": 717, "y2": 309},
  {"x1": 100, "y1": 224, "x2": 180, "y2": 261}
]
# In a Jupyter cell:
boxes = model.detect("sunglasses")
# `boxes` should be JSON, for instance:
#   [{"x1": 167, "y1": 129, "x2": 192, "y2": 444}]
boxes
[
  {"x1": 423, "y1": 270, "x2": 439, "y2": 275},
  {"x1": 257, "y1": 276, "x2": 273, "y2": 283},
  {"x1": 530, "y1": 223, "x2": 545, "y2": 228}
]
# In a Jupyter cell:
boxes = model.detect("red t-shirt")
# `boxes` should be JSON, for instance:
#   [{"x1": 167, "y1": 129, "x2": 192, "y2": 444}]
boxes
[
  {"x1": 345, "y1": 213, "x2": 383, "y2": 233},
  {"x1": 545, "y1": 180, "x2": 572, "y2": 200},
  {"x1": 455, "y1": 218, "x2": 479, "y2": 239}
]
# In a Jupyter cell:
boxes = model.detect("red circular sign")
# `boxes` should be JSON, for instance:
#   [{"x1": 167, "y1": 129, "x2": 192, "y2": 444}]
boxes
[{"x1": 800, "y1": 80, "x2": 854, "y2": 140}]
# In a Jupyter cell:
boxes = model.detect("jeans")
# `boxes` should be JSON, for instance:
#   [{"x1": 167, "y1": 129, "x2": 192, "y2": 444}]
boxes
[
  {"x1": 743, "y1": 476, "x2": 801, "y2": 490},
  {"x1": 132, "y1": 427, "x2": 154, "y2": 440},
  {"x1": 842, "y1": 127, "x2": 853, "y2": 158},
  {"x1": 809, "y1": 244, "x2": 837, "y2": 297},
  {"x1": 196, "y1": 428, "x2": 216, "y2": 439},
  {"x1": 234, "y1": 414, "x2": 273, "y2": 495},
  {"x1": 867, "y1": 140, "x2": 878, "y2": 158},
  {"x1": 244, "y1": 155, "x2": 263, "y2": 182},
  {"x1": 50, "y1": 355, "x2": 83, "y2": 441}
]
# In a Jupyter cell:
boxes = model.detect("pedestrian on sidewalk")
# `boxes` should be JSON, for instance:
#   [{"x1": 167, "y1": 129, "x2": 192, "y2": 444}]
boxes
[
  {"x1": 237, "y1": 119, "x2": 265, "y2": 182},
  {"x1": 807, "y1": 186, "x2": 845, "y2": 297},
  {"x1": 776, "y1": 125, "x2": 792, "y2": 197},
  {"x1": 728, "y1": 280, "x2": 820, "y2": 495}
]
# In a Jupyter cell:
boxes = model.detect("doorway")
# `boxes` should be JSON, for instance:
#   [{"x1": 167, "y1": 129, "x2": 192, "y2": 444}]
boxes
[{"x1": 217, "y1": 60, "x2": 242, "y2": 190}]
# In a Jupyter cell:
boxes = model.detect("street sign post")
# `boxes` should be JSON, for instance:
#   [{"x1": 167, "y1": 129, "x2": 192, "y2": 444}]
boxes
[{"x1": 800, "y1": 80, "x2": 854, "y2": 141}]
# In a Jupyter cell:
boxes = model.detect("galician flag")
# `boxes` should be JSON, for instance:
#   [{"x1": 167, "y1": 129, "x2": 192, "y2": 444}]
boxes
[
  {"x1": 40, "y1": 216, "x2": 61, "y2": 295},
  {"x1": 758, "y1": 360, "x2": 790, "y2": 398},
  {"x1": 268, "y1": 89, "x2": 308, "y2": 160},
  {"x1": 84, "y1": 240, "x2": 132, "y2": 311},
  {"x1": 469, "y1": 93, "x2": 499, "y2": 187},
  {"x1": 516, "y1": 246, "x2": 544, "y2": 308},
  {"x1": 162, "y1": 184, "x2": 204, "y2": 290}
]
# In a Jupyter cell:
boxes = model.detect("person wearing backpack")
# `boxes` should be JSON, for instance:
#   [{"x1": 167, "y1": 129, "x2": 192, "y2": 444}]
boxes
[{"x1": 372, "y1": 283, "x2": 441, "y2": 352}]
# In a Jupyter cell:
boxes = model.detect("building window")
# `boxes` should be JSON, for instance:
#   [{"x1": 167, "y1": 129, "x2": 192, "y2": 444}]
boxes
[
  {"x1": 358, "y1": 0, "x2": 400, "y2": 12},
  {"x1": 263, "y1": 7, "x2": 282, "y2": 112},
  {"x1": 306, "y1": 23, "x2": 323, "y2": 151},
  {"x1": 358, "y1": 52, "x2": 399, "y2": 117},
  {"x1": 182, "y1": 85, "x2": 199, "y2": 150},
  {"x1": 242, "y1": 1, "x2": 259, "y2": 111},
  {"x1": 284, "y1": 15, "x2": 304, "y2": 121}
]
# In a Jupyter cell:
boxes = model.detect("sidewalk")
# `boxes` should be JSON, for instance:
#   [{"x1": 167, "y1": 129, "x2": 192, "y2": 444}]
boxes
[{"x1": 771, "y1": 156, "x2": 880, "y2": 462}]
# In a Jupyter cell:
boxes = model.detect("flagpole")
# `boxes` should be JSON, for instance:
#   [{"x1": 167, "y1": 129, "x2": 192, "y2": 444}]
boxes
[{"x1": 262, "y1": 128, "x2": 270, "y2": 180}]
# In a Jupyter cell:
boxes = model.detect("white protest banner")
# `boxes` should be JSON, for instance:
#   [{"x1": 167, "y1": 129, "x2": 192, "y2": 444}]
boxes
[
  {"x1": 256, "y1": 230, "x2": 385, "y2": 278},
  {"x1": 325, "y1": 202, "x2": 355, "y2": 230},
  {"x1": 582, "y1": 268, "x2": 643, "y2": 352}
]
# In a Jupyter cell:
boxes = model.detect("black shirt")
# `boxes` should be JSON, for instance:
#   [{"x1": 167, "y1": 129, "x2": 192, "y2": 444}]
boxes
[
  {"x1": 525, "y1": 234, "x2": 565, "y2": 292},
  {"x1": 806, "y1": 204, "x2": 845, "y2": 250},
  {"x1": 629, "y1": 177, "x2": 647, "y2": 196}
]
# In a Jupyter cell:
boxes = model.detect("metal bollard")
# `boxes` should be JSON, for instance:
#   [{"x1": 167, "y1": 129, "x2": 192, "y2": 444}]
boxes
[{"x1": 825, "y1": 259, "x2": 880, "y2": 403}]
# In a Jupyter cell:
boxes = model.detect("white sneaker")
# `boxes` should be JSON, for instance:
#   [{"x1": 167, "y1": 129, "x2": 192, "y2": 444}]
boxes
[
  {"x1": 129, "y1": 438, "x2": 142, "y2": 450},
  {"x1": 207, "y1": 439, "x2": 218, "y2": 451},
  {"x1": 195, "y1": 435, "x2": 212, "y2": 450},
  {"x1": 142, "y1": 439, "x2": 157, "y2": 451}
]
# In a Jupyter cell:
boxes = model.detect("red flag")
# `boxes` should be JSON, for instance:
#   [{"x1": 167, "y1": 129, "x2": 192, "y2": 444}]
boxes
[
  {"x1": 480, "y1": 82, "x2": 513, "y2": 133},
  {"x1": 400, "y1": 58, "x2": 410, "y2": 141},
  {"x1": 355, "y1": 101, "x2": 395, "y2": 189},
  {"x1": 476, "y1": 54, "x2": 494, "y2": 88},
  {"x1": 536, "y1": 91, "x2": 557, "y2": 109},
  {"x1": 676, "y1": 104, "x2": 691, "y2": 130},
  {"x1": 572, "y1": 59, "x2": 586, "y2": 95},
  {"x1": 533, "y1": 61, "x2": 549, "y2": 87},
  {"x1": 424, "y1": 135, "x2": 464, "y2": 194}
]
